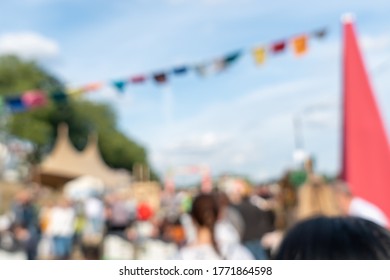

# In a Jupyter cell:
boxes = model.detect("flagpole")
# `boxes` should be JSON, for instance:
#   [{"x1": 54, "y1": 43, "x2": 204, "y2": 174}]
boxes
[{"x1": 293, "y1": 114, "x2": 304, "y2": 151}]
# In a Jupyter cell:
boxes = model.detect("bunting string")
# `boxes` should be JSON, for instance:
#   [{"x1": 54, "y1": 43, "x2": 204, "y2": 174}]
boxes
[{"x1": 0, "y1": 27, "x2": 328, "y2": 114}]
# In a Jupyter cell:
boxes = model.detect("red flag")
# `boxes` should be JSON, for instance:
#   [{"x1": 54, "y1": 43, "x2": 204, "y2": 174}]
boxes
[
  {"x1": 341, "y1": 15, "x2": 390, "y2": 221},
  {"x1": 271, "y1": 41, "x2": 286, "y2": 54}
]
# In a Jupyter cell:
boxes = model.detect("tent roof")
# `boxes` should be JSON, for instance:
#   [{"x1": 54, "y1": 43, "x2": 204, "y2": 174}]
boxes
[{"x1": 38, "y1": 124, "x2": 131, "y2": 187}]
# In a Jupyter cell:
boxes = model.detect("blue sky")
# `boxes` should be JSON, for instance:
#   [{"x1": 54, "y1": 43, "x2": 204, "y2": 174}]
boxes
[{"x1": 1, "y1": 0, "x2": 390, "y2": 183}]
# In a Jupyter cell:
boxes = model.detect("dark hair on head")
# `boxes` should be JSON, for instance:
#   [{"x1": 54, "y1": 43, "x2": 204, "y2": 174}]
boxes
[
  {"x1": 275, "y1": 216, "x2": 390, "y2": 260},
  {"x1": 190, "y1": 193, "x2": 220, "y2": 256}
]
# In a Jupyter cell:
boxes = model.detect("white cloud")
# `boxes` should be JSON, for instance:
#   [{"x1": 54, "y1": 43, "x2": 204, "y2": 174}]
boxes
[
  {"x1": 362, "y1": 34, "x2": 390, "y2": 51},
  {"x1": 22, "y1": 0, "x2": 76, "y2": 5},
  {"x1": 0, "y1": 32, "x2": 60, "y2": 61},
  {"x1": 166, "y1": 0, "x2": 247, "y2": 6},
  {"x1": 165, "y1": 132, "x2": 228, "y2": 154},
  {"x1": 142, "y1": 77, "x2": 337, "y2": 182}
]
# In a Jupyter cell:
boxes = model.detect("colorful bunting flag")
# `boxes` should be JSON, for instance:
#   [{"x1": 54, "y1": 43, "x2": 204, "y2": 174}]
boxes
[
  {"x1": 212, "y1": 59, "x2": 226, "y2": 73},
  {"x1": 63, "y1": 28, "x2": 326, "y2": 89},
  {"x1": 213, "y1": 50, "x2": 243, "y2": 73},
  {"x1": 153, "y1": 73, "x2": 168, "y2": 84},
  {"x1": 271, "y1": 41, "x2": 287, "y2": 54},
  {"x1": 112, "y1": 80, "x2": 127, "y2": 93},
  {"x1": 194, "y1": 63, "x2": 210, "y2": 77},
  {"x1": 313, "y1": 28, "x2": 327, "y2": 39},
  {"x1": 253, "y1": 47, "x2": 267, "y2": 65},
  {"x1": 292, "y1": 35, "x2": 308, "y2": 56},
  {"x1": 224, "y1": 50, "x2": 242, "y2": 65},
  {"x1": 5, "y1": 97, "x2": 27, "y2": 113},
  {"x1": 1, "y1": 26, "x2": 329, "y2": 108},
  {"x1": 67, "y1": 88, "x2": 85, "y2": 97},
  {"x1": 22, "y1": 90, "x2": 47, "y2": 108},
  {"x1": 82, "y1": 82, "x2": 103, "y2": 92},
  {"x1": 51, "y1": 91, "x2": 68, "y2": 104},
  {"x1": 172, "y1": 66, "x2": 189, "y2": 75},
  {"x1": 130, "y1": 75, "x2": 147, "y2": 84}
]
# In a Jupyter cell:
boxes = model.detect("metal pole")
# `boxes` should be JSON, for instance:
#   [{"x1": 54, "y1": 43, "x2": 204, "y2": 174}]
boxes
[{"x1": 293, "y1": 114, "x2": 304, "y2": 151}]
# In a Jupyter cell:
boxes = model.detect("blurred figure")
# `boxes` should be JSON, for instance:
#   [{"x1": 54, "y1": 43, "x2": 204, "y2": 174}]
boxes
[
  {"x1": 277, "y1": 172, "x2": 298, "y2": 230},
  {"x1": 48, "y1": 197, "x2": 75, "y2": 259},
  {"x1": 275, "y1": 216, "x2": 390, "y2": 259},
  {"x1": 84, "y1": 194, "x2": 104, "y2": 237},
  {"x1": 252, "y1": 184, "x2": 284, "y2": 258},
  {"x1": 11, "y1": 190, "x2": 40, "y2": 260},
  {"x1": 37, "y1": 200, "x2": 54, "y2": 259},
  {"x1": 296, "y1": 175, "x2": 339, "y2": 221},
  {"x1": 134, "y1": 201, "x2": 155, "y2": 241},
  {"x1": 221, "y1": 185, "x2": 245, "y2": 239},
  {"x1": 73, "y1": 200, "x2": 86, "y2": 252},
  {"x1": 105, "y1": 193, "x2": 130, "y2": 235},
  {"x1": 177, "y1": 194, "x2": 221, "y2": 259},
  {"x1": 214, "y1": 192, "x2": 253, "y2": 260},
  {"x1": 231, "y1": 181, "x2": 272, "y2": 260},
  {"x1": 180, "y1": 211, "x2": 196, "y2": 245},
  {"x1": 333, "y1": 180, "x2": 389, "y2": 228}
]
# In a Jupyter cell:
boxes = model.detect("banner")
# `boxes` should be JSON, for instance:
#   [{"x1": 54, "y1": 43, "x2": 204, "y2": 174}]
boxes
[
  {"x1": 77, "y1": 26, "x2": 328, "y2": 93},
  {"x1": 1, "y1": 27, "x2": 329, "y2": 107}
]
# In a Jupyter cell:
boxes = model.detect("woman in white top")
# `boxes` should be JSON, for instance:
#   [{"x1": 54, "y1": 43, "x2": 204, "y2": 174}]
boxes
[
  {"x1": 178, "y1": 194, "x2": 221, "y2": 260},
  {"x1": 48, "y1": 197, "x2": 75, "y2": 259}
]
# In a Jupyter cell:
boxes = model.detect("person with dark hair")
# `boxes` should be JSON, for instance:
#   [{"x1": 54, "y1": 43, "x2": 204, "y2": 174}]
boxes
[
  {"x1": 177, "y1": 194, "x2": 221, "y2": 260},
  {"x1": 11, "y1": 190, "x2": 41, "y2": 260},
  {"x1": 275, "y1": 216, "x2": 390, "y2": 260}
]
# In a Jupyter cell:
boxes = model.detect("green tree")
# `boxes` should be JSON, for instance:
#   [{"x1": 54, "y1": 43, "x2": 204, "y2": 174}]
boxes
[{"x1": 0, "y1": 55, "x2": 157, "y2": 179}]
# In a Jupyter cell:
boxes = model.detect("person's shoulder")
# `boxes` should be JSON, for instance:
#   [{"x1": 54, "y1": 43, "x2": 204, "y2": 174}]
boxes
[
  {"x1": 179, "y1": 244, "x2": 220, "y2": 260},
  {"x1": 351, "y1": 197, "x2": 378, "y2": 211},
  {"x1": 350, "y1": 197, "x2": 388, "y2": 227},
  {"x1": 178, "y1": 246, "x2": 197, "y2": 260}
]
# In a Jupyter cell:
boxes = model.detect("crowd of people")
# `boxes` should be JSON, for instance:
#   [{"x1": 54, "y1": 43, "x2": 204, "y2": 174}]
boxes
[{"x1": 0, "y1": 169, "x2": 390, "y2": 260}]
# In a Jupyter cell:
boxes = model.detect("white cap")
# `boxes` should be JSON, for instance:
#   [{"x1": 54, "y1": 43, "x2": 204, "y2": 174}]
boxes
[{"x1": 342, "y1": 13, "x2": 356, "y2": 23}]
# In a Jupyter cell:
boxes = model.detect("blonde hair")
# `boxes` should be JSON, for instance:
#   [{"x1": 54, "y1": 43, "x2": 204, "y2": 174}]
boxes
[{"x1": 296, "y1": 175, "x2": 340, "y2": 221}]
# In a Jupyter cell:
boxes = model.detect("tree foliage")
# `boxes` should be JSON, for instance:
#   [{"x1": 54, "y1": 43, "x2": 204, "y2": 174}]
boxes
[{"x1": 0, "y1": 55, "x2": 155, "y2": 178}]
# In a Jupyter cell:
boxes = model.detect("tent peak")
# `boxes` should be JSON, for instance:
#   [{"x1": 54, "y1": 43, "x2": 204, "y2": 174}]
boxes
[{"x1": 342, "y1": 13, "x2": 355, "y2": 23}]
